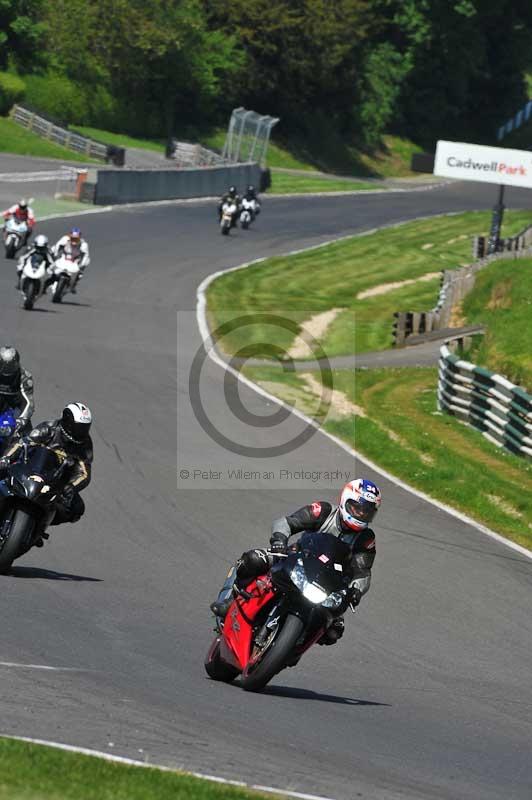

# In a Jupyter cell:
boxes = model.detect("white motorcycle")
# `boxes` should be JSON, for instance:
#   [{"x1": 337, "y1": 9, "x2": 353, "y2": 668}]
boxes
[
  {"x1": 4, "y1": 218, "x2": 29, "y2": 259},
  {"x1": 239, "y1": 197, "x2": 260, "y2": 230},
  {"x1": 49, "y1": 254, "x2": 80, "y2": 303},
  {"x1": 20, "y1": 253, "x2": 48, "y2": 311},
  {"x1": 220, "y1": 201, "x2": 237, "y2": 235}
]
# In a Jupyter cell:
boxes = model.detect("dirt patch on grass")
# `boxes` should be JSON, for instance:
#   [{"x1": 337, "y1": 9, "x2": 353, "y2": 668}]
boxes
[
  {"x1": 485, "y1": 494, "x2": 524, "y2": 520},
  {"x1": 301, "y1": 372, "x2": 364, "y2": 419},
  {"x1": 288, "y1": 308, "x2": 342, "y2": 358},
  {"x1": 357, "y1": 272, "x2": 440, "y2": 300},
  {"x1": 487, "y1": 280, "x2": 513, "y2": 310}
]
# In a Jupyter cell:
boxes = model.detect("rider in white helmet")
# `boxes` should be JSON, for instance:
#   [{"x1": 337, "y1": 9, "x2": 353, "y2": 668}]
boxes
[
  {"x1": 16, "y1": 234, "x2": 54, "y2": 290},
  {"x1": 0, "y1": 403, "x2": 93, "y2": 536},
  {"x1": 211, "y1": 478, "x2": 382, "y2": 645}
]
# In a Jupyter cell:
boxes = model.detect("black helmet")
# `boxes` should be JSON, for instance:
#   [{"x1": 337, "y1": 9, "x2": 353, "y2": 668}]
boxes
[
  {"x1": 247, "y1": 185, "x2": 255, "y2": 194},
  {"x1": 228, "y1": 186, "x2": 237, "y2": 198},
  {"x1": 0, "y1": 346, "x2": 21, "y2": 391},
  {"x1": 60, "y1": 402, "x2": 92, "y2": 444}
]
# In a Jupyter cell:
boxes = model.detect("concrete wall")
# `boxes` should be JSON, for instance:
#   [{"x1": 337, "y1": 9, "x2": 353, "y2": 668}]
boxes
[{"x1": 94, "y1": 163, "x2": 262, "y2": 205}]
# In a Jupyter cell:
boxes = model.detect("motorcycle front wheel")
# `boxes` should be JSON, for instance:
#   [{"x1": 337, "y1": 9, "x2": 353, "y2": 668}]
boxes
[
  {"x1": 241, "y1": 613, "x2": 304, "y2": 692},
  {"x1": 0, "y1": 509, "x2": 36, "y2": 573},
  {"x1": 52, "y1": 276, "x2": 68, "y2": 303},
  {"x1": 23, "y1": 282, "x2": 36, "y2": 310}
]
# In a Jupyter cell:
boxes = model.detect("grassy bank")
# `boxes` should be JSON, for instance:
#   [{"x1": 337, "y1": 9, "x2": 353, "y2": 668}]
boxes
[
  {"x1": 72, "y1": 125, "x2": 165, "y2": 153},
  {"x1": 461, "y1": 257, "x2": 532, "y2": 390},
  {"x1": 207, "y1": 211, "x2": 532, "y2": 359},
  {"x1": 0, "y1": 738, "x2": 282, "y2": 800},
  {"x1": 243, "y1": 366, "x2": 532, "y2": 548},
  {"x1": 268, "y1": 171, "x2": 377, "y2": 194},
  {"x1": 0, "y1": 117, "x2": 98, "y2": 162}
]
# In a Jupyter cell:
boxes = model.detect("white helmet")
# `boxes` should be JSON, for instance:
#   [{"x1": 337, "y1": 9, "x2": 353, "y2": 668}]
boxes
[
  {"x1": 60, "y1": 402, "x2": 92, "y2": 443},
  {"x1": 34, "y1": 234, "x2": 48, "y2": 250},
  {"x1": 338, "y1": 478, "x2": 381, "y2": 532}
]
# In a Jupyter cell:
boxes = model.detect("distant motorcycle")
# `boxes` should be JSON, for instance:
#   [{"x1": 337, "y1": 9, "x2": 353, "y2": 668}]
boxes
[
  {"x1": 20, "y1": 252, "x2": 48, "y2": 311},
  {"x1": 205, "y1": 531, "x2": 354, "y2": 692},
  {"x1": 0, "y1": 443, "x2": 74, "y2": 573},
  {"x1": 239, "y1": 198, "x2": 260, "y2": 230},
  {"x1": 49, "y1": 254, "x2": 80, "y2": 303},
  {"x1": 3, "y1": 218, "x2": 29, "y2": 259},
  {"x1": 220, "y1": 201, "x2": 238, "y2": 235},
  {"x1": 0, "y1": 411, "x2": 17, "y2": 458}
]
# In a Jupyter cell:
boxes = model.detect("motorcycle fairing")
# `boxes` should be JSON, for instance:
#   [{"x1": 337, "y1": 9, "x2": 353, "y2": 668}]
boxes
[{"x1": 220, "y1": 575, "x2": 275, "y2": 671}]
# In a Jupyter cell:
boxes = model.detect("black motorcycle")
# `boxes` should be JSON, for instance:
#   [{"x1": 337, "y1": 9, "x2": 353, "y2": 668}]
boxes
[{"x1": 0, "y1": 443, "x2": 73, "y2": 572}]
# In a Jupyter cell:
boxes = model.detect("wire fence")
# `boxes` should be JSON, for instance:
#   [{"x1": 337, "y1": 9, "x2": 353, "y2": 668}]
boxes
[{"x1": 222, "y1": 108, "x2": 279, "y2": 166}]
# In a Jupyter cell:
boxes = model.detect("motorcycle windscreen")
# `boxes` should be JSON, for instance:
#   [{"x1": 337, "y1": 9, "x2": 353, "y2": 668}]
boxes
[
  {"x1": 10, "y1": 446, "x2": 63, "y2": 480},
  {"x1": 296, "y1": 531, "x2": 351, "y2": 593}
]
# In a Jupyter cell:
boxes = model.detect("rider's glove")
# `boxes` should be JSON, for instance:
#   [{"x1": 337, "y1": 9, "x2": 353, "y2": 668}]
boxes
[
  {"x1": 61, "y1": 485, "x2": 75, "y2": 505},
  {"x1": 349, "y1": 587, "x2": 363, "y2": 608},
  {"x1": 269, "y1": 533, "x2": 288, "y2": 555}
]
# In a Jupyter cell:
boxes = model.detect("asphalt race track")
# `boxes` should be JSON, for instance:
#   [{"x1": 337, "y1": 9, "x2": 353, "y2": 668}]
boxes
[{"x1": 1, "y1": 182, "x2": 531, "y2": 800}]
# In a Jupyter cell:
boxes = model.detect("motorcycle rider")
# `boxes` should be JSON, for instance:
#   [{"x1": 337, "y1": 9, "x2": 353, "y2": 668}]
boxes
[
  {"x1": 210, "y1": 478, "x2": 381, "y2": 645},
  {"x1": 0, "y1": 346, "x2": 34, "y2": 434},
  {"x1": 218, "y1": 185, "x2": 240, "y2": 227},
  {"x1": 53, "y1": 227, "x2": 90, "y2": 294},
  {"x1": 16, "y1": 234, "x2": 54, "y2": 290},
  {"x1": 243, "y1": 184, "x2": 260, "y2": 213},
  {"x1": 0, "y1": 402, "x2": 93, "y2": 531},
  {"x1": 2, "y1": 198, "x2": 36, "y2": 246}
]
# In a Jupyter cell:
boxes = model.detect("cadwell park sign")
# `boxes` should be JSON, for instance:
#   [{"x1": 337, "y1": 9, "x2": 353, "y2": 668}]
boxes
[{"x1": 434, "y1": 140, "x2": 532, "y2": 189}]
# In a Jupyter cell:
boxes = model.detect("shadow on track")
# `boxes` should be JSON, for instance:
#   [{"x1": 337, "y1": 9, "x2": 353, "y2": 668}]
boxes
[
  {"x1": 259, "y1": 684, "x2": 390, "y2": 706},
  {"x1": 18, "y1": 307, "x2": 58, "y2": 314},
  {"x1": 7, "y1": 566, "x2": 102, "y2": 581},
  {"x1": 56, "y1": 301, "x2": 92, "y2": 308}
]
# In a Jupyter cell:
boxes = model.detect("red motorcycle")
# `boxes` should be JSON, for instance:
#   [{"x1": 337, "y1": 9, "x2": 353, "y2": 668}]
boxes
[{"x1": 205, "y1": 532, "x2": 353, "y2": 692}]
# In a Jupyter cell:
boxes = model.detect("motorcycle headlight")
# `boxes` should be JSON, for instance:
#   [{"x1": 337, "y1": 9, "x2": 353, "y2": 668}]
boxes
[
  {"x1": 290, "y1": 562, "x2": 329, "y2": 605},
  {"x1": 302, "y1": 583, "x2": 328, "y2": 604},
  {"x1": 289, "y1": 561, "x2": 307, "y2": 592},
  {"x1": 322, "y1": 591, "x2": 345, "y2": 610}
]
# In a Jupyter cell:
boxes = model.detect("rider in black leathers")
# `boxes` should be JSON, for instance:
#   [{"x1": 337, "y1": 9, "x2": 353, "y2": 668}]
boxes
[
  {"x1": 0, "y1": 346, "x2": 34, "y2": 434},
  {"x1": 0, "y1": 402, "x2": 93, "y2": 528},
  {"x1": 218, "y1": 185, "x2": 240, "y2": 227},
  {"x1": 210, "y1": 479, "x2": 381, "y2": 645}
]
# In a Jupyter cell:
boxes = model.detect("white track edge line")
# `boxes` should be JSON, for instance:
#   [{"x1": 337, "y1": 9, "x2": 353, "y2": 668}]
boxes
[
  {"x1": 2, "y1": 736, "x2": 336, "y2": 800},
  {"x1": 0, "y1": 662, "x2": 87, "y2": 671},
  {"x1": 196, "y1": 219, "x2": 532, "y2": 562}
]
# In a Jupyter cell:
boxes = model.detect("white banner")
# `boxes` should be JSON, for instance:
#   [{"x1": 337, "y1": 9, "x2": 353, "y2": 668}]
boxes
[{"x1": 434, "y1": 140, "x2": 532, "y2": 189}]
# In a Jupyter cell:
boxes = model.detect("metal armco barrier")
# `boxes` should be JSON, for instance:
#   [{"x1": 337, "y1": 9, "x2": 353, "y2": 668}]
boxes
[
  {"x1": 93, "y1": 163, "x2": 262, "y2": 205},
  {"x1": 9, "y1": 105, "x2": 124, "y2": 165},
  {"x1": 392, "y1": 224, "x2": 532, "y2": 346},
  {"x1": 166, "y1": 139, "x2": 225, "y2": 167},
  {"x1": 438, "y1": 344, "x2": 532, "y2": 458}
]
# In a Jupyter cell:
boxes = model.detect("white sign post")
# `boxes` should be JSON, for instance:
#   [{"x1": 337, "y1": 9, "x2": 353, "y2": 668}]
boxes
[{"x1": 434, "y1": 140, "x2": 532, "y2": 253}]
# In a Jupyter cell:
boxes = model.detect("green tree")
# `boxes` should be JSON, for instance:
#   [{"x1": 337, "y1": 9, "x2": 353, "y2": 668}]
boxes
[{"x1": 0, "y1": 0, "x2": 48, "y2": 71}]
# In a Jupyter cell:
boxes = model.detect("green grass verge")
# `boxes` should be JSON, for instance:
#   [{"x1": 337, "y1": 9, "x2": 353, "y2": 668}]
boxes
[
  {"x1": 0, "y1": 117, "x2": 99, "y2": 162},
  {"x1": 72, "y1": 125, "x2": 165, "y2": 153},
  {"x1": 268, "y1": 171, "x2": 376, "y2": 194},
  {"x1": 243, "y1": 366, "x2": 532, "y2": 548},
  {"x1": 461, "y1": 257, "x2": 532, "y2": 390},
  {"x1": 207, "y1": 210, "x2": 532, "y2": 359},
  {"x1": 33, "y1": 198, "x2": 86, "y2": 217},
  {"x1": 0, "y1": 738, "x2": 283, "y2": 800}
]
